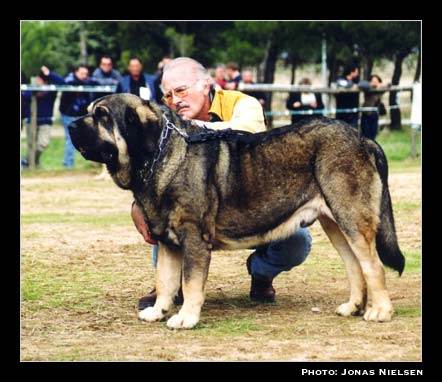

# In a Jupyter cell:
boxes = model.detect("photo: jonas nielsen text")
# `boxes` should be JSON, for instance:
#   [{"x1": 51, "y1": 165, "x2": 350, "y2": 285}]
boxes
[{"x1": 301, "y1": 369, "x2": 423, "y2": 376}]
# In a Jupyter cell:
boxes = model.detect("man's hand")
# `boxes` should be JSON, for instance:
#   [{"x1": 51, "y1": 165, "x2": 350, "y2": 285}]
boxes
[{"x1": 131, "y1": 202, "x2": 158, "y2": 244}]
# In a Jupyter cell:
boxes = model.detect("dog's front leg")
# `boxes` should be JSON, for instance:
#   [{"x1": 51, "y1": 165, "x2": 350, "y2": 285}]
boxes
[
  {"x1": 167, "y1": 223, "x2": 211, "y2": 330},
  {"x1": 139, "y1": 242, "x2": 182, "y2": 323}
]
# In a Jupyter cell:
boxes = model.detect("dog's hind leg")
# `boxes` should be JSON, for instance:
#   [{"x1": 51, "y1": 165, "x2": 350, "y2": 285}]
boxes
[
  {"x1": 139, "y1": 242, "x2": 182, "y2": 323},
  {"x1": 319, "y1": 216, "x2": 367, "y2": 317},
  {"x1": 167, "y1": 223, "x2": 211, "y2": 330},
  {"x1": 344, "y1": 229, "x2": 393, "y2": 322}
]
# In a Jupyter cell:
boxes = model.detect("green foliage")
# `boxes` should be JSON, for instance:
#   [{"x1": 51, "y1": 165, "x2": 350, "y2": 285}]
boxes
[
  {"x1": 21, "y1": 20, "x2": 420, "y2": 83},
  {"x1": 21, "y1": 21, "x2": 79, "y2": 79},
  {"x1": 165, "y1": 27, "x2": 195, "y2": 57}
]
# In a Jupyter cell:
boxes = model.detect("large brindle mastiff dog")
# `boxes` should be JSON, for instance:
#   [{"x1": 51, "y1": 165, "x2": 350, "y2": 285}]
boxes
[{"x1": 68, "y1": 93, "x2": 404, "y2": 329}]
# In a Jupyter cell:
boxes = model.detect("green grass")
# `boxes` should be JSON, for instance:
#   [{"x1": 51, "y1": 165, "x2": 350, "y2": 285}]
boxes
[
  {"x1": 21, "y1": 134, "x2": 98, "y2": 171},
  {"x1": 376, "y1": 126, "x2": 421, "y2": 164},
  {"x1": 404, "y1": 251, "x2": 422, "y2": 272},
  {"x1": 395, "y1": 306, "x2": 421, "y2": 318},
  {"x1": 395, "y1": 202, "x2": 421, "y2": 211},
  {"x1": 22, "y1": 271, "x2": 105, "y2": 310},
  {"x1": 21, "y1": 212, "x2": 132, "y2": 226},
  {"x1": 196, "y1": 317, "x2": 264, "y2": 334}
]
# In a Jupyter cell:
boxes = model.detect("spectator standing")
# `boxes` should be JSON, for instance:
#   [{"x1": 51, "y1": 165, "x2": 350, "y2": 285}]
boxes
[
  {"x1": 240, "y1": 69, "x2": 267, "y2": 108},
  {"x1": 225, "y1": 62, "x2": 242, "y2": 90},
  {"x1": 213, "y1": 64, "x2": 227, "y2": 90},
  {"x1": 335, "y1": 64, "x2": 360, "y2": 128},
  {"x1": 286, "y1": 78, "x2": 324, "y2": 124},
  {"x1": 116, "y1": 57, "x2": 157, "y2": 101},
  {"x1": 22, "y1": 66, "x2": 65, "y2": 168},
  {"x1": 59, "y1": 64, "x2": 99, "y2": 168},
  {"x1": 92, "y1": 55, "x2": 121, "y2": 98},
  {"x1": 359, "y1": 74, "x2": 388, "y2": 140},
  {"x1": 92, "y1": 55, "x2": 122, "y2": 179}
]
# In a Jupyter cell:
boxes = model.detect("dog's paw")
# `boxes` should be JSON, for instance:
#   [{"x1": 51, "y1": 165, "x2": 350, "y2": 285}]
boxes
[
  {"x1": 363, "y1": 306, "x2": 393, "y2": 322},
  {"x1": 138, "y1": 307, "x2": 165, "y2": 322},
  {"x1": 336, "y1": 302, "x2": 364, "y2": 317},
  {"x1": 166, "y1": 313, "x2": 199, "y2": 329}
]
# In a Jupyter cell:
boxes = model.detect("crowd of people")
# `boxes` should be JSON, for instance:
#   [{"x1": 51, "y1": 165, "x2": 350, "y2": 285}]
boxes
[{"x1": 21, "y1": 57, "x2": 388, "y2": 170}]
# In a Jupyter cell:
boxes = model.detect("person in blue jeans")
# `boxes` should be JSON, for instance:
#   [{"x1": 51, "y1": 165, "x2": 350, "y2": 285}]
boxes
[
  {"x1": 22, "y1": 66, "x2": 65, "y2": 168},
  {"x1": 59, "y1": 64, "x2": 99, "y2": 168},
  {"x1": 132, "y1": 57, "x2": 312, "y2": 310},
  {"x1": 147, "y1": 229, "x2": 311, "y2": 303}
]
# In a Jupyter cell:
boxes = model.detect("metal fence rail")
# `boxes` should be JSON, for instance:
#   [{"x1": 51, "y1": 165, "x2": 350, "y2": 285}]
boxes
[{"x1": 21, "y1": 83, "x2": 419, "y2": 168}]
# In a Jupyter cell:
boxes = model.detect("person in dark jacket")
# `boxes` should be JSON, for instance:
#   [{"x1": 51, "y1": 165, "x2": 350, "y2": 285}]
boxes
[
  {"x1": 335, "y1": 64, "x2": 360, "y2": 128},
  {"x1": 92, "y1": 55, "x2": 121, "y2": 98},
  {"x1": 116, "y1": 57, "x2": 157, "y2": 101},
  {"x1": 286, "y1": 78, "x2": 324, "y2": 124},
  {"x1": 360, "y1": 74, "x2": 389, "y2": 140},
  {"x1": 92, "y1": 56, "x2": 122, "y2": 179},
  {"x1": 59, "y1": 64, "x2": 99, "y2": 168},
  {"x1": 22, "y1": 66, "x2": 65, "y2": 168}
]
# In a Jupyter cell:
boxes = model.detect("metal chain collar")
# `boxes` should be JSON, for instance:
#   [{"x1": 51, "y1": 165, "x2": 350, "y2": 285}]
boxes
[{"x1": 144, "y1": 114, "x2": 252, "y2": 183}]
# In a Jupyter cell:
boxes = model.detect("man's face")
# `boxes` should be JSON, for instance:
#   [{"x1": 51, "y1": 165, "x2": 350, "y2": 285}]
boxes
[
  {"x1": 162, "y1": 66, "x2": 210, "y2": 120},
  {"x1": 242, "y1": 70, "x2": 254, "y2": 83},
  {"x1": 226, "y1": 68, "x2": 234, "y2": 79},
  {"x1": 75, "y1": 67, "x2": 89, "y2": 81},
  {"x1": 370, "y1": 76, "x2": 381, "y2": 87},
  {"x1": 215, "y1": 67, "x2": 225, "y2": 80},
  {"x1": 128, "y1": 60, "x2": 143, "y2": 77},
  {"x1": 351, "y1": 68, "x2": 360, "y2": 80},
  {"x1": 100, "y1": 58, "x2": 113, "y2": 73},
  {"x1": 36, "y1": 76, "x2": 46, "y2": 85}
]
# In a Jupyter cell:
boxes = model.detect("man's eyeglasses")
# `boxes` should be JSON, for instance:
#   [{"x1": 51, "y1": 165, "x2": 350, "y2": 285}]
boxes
[{"x1": 161, "y1": 80, "x2": 199, "y2": 105}]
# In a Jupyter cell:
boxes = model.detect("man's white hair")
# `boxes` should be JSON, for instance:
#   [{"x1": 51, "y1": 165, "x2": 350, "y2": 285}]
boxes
[{"x1": 163, "y1": 57, "x2": 212, "y2": 82}]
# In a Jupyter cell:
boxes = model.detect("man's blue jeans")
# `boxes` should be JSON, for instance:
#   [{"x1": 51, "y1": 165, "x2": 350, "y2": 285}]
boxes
[
  {"x1": 361, "y1": 112, "x2": 379, "y2": 140},
  {"x1": 151, "y1": 227, "x2": 311, "y2": 279},
  {"x1": 61, "y1": 114, "x2": 77, "y2": 168}
]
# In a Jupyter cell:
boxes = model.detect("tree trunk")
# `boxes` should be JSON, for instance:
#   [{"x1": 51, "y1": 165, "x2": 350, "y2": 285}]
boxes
[
  {"x1": 262, "y1": 35, "x2": 279, "y2": 129},
  {"x1": 79, "y1": 21, "x2": 88, "y2": 66},
  {"x1": 389, "y1": 54, "x2": 405, "y2": 130},
  {"x1": 327, "y1": 50, "x2": 337, "y2": 86},
  {"x1": 362, "y1": 55, "x2": 374, "y2": 80},
  {"x1": 290, "y1": 60, "x2": 296, "y2": 85},
  {"x1": 414, "y1": 47, "x2": 421, "y2": 82},
  {"x1": 256, "y1": 65, "x2": 263, "y2": 83}
]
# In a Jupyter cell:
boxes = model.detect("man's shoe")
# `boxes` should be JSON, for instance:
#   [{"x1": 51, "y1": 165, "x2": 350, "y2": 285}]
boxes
[
  {"x1": 247, "y1": 252, "x2": 275, "y2": 303},
  {"x1": 250, "y1": 276, "x2": 276, "y2": 303},
  {"x1": 138, "y1": 288, "x2": 157, "y2": 310},
  {"x1": 138, "y1": 287, "x2": 184, "y2": 310}
]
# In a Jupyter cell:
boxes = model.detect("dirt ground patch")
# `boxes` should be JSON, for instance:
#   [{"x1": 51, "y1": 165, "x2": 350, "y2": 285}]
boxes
[{"x1": 20, "y1": 169, "x2": 421, "y2": 361}]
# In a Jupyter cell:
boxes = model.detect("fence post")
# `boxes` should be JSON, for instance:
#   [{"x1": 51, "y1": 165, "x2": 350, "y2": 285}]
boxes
[
  {"x1": 410, "y1": 83, "x2": 421, "y2": 159},
  {"x1": 28, "y1": 92, "x2": 37, "y2": 169}
]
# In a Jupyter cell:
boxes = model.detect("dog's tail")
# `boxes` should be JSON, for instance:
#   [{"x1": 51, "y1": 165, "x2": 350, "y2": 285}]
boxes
[{"x1": 368, "y1": 140, "x2": 405, "y2": 276}]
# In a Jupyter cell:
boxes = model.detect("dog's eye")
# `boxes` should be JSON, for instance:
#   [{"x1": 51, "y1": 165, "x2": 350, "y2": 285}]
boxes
[{"x1": 94, "y1": 107, "x2": 110, "y2": 124}]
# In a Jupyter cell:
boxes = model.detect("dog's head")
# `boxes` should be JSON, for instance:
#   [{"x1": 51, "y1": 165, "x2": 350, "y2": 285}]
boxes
[{"x1": 68, "y1": 93, "x2": 163, "y2": 189}]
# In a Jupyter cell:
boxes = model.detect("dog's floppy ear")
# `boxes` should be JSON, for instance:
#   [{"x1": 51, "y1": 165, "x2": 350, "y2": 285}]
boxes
[{"x1": 134, "y1": 100, "x2": 160, "y2": 126}]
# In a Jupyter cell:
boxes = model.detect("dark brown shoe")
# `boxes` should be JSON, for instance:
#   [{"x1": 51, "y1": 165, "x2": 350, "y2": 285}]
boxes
[
  {"x1": 138, "y1": 287, "x2": 184, "y2": 310},
  {"x1": 138, "y1": 288, "x2": 157, "y2": 310},
  {"x1": 250, "y1": 276, "x2": 276, "y2": 304}
]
